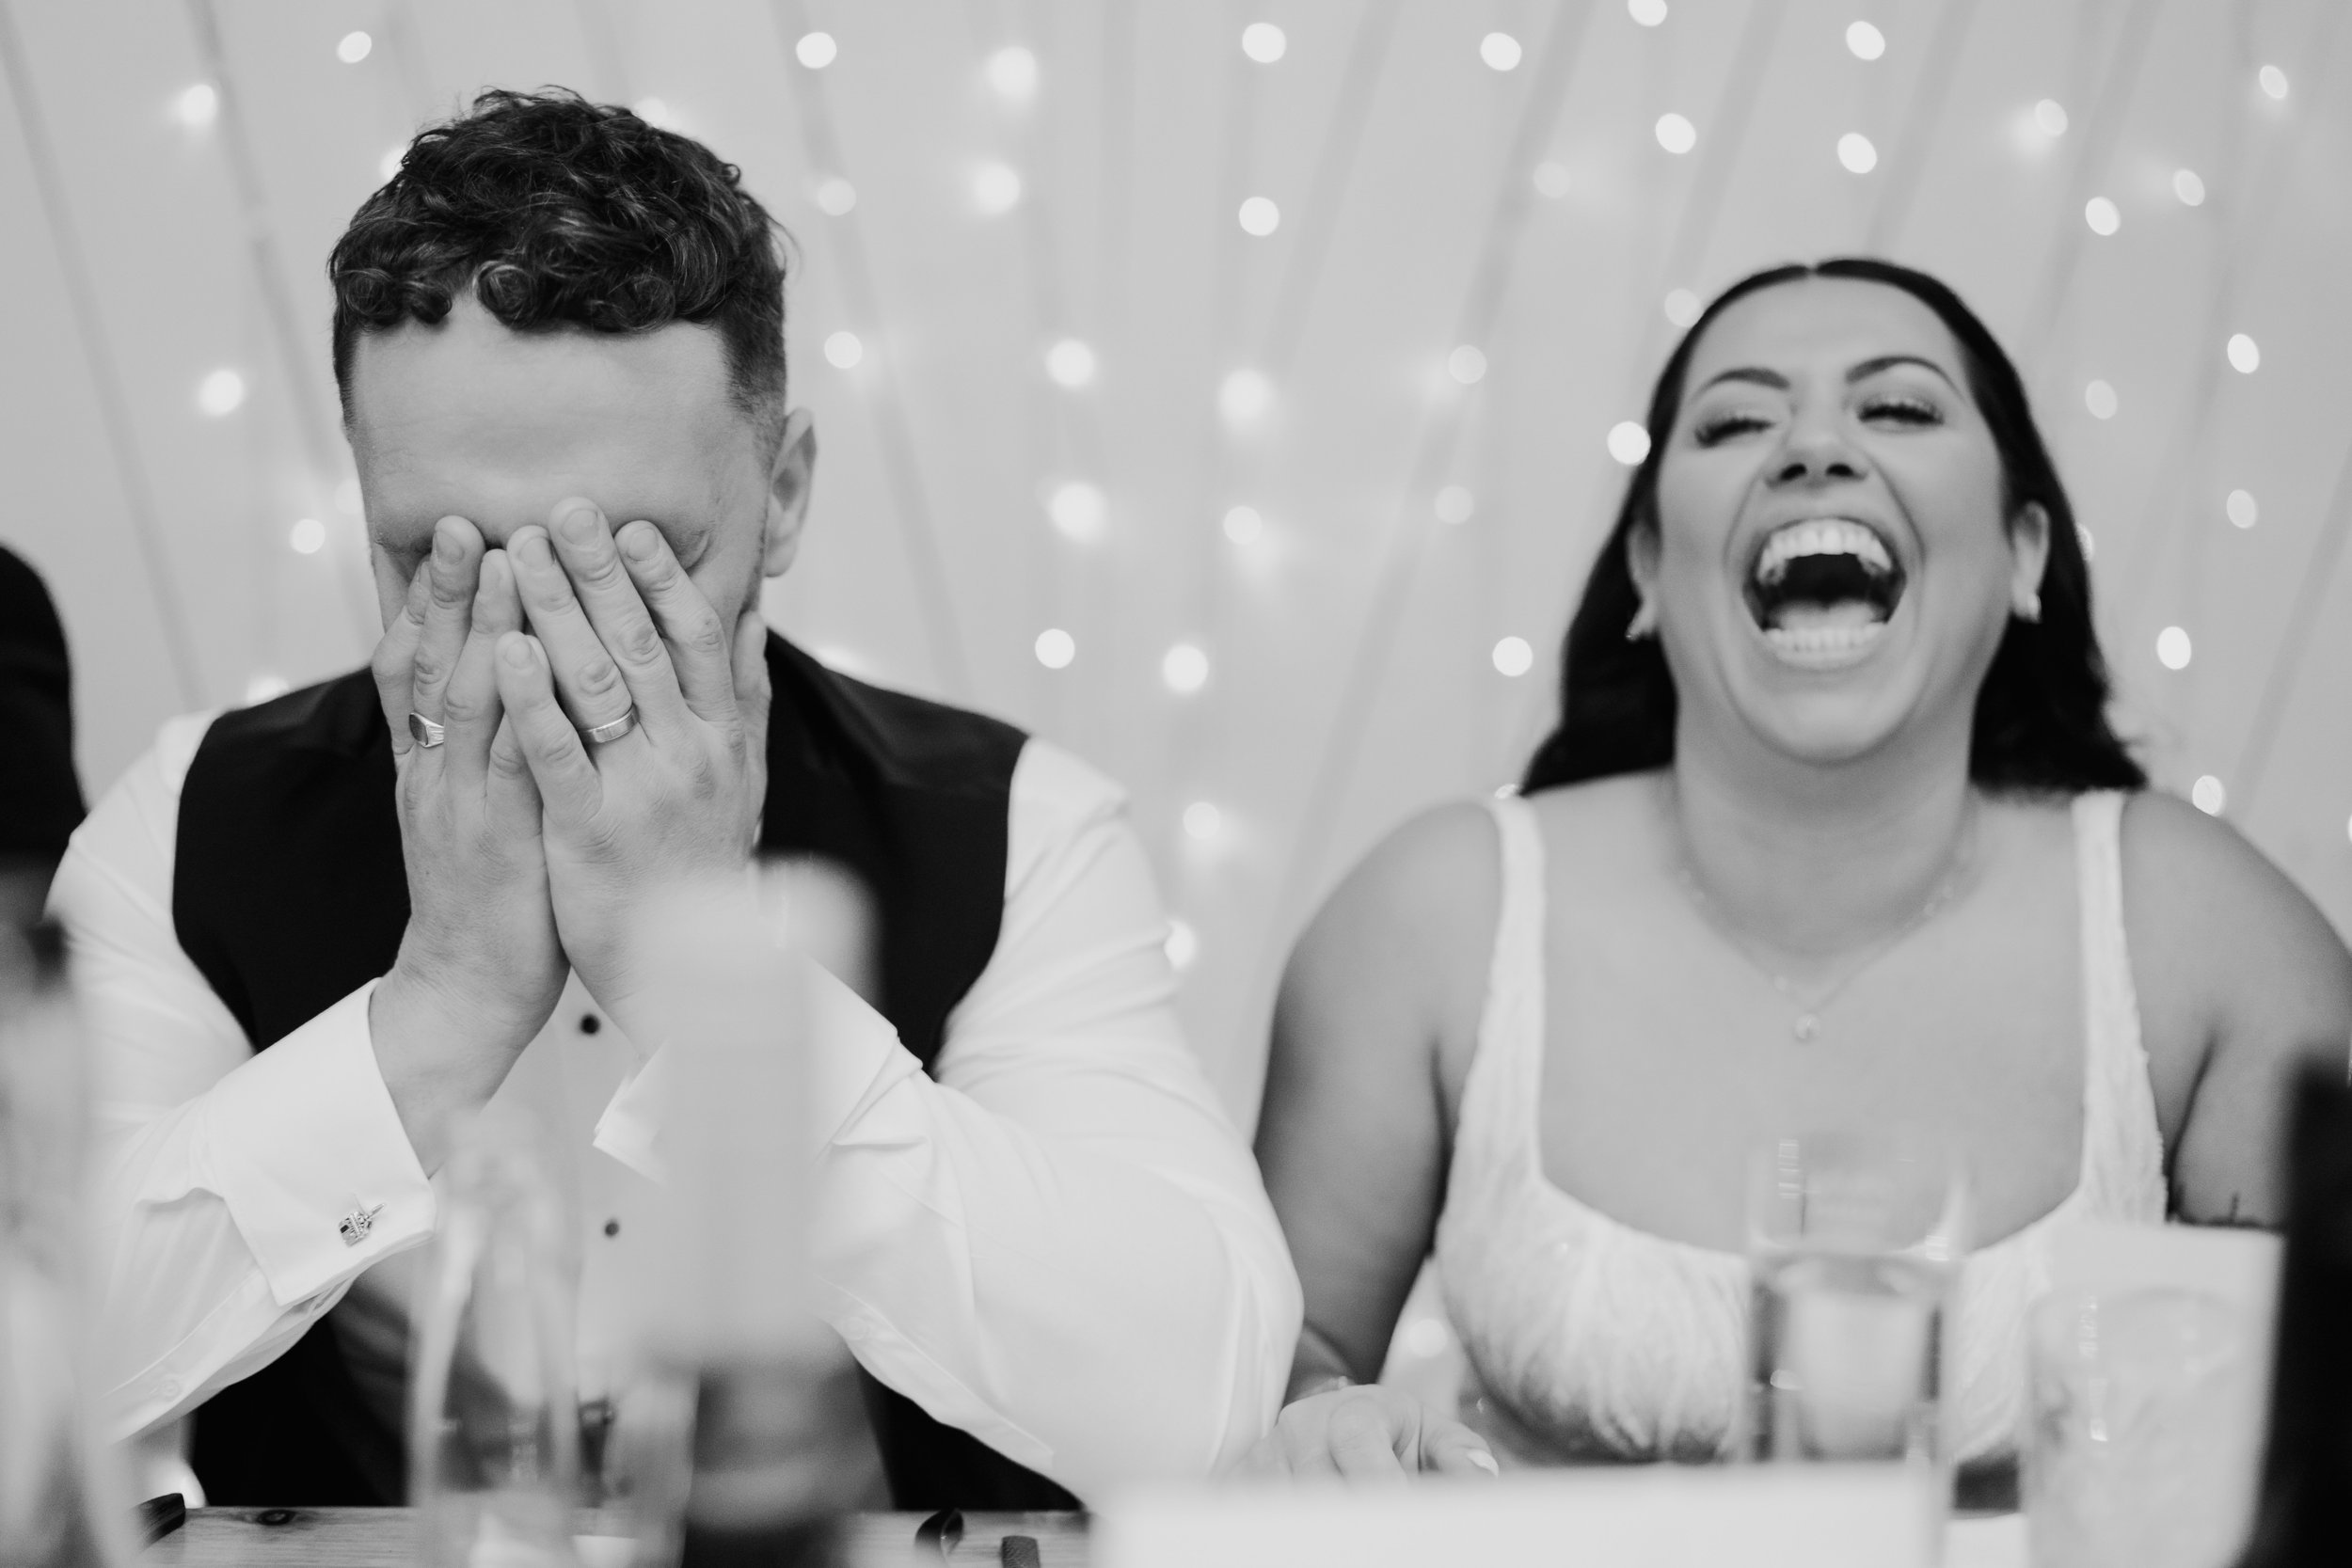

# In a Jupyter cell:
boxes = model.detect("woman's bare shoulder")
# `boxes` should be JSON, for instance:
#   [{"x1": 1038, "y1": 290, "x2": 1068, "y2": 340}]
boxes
[{"x1": 2120, "y1": 789, "x2": 2352, "y2": 1071}]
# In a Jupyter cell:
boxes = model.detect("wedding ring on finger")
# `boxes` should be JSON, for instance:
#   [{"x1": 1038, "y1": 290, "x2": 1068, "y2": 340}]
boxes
[
  {"x1": 580, "y1": 707, "x2": 639, "y2": 745},
  {"x1": 406, "y1": 712, "x2": 447, "y2": 749}
]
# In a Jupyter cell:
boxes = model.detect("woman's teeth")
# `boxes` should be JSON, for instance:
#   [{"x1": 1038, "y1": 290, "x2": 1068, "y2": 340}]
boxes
[
  {"x1": 1765, "y1": 620, "x2": 1887, "y2": 662},
  {"x1": 1754, "y1": 518, "x2": 1894, "y2": 585}
]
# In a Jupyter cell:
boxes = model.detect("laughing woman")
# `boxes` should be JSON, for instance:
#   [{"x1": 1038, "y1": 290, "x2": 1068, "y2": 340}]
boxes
[{"x1": 1245, "y1": 260, "x2": 2352, "y2": 1482}]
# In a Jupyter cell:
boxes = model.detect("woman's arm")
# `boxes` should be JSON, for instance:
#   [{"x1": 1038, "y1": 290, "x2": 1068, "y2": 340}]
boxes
[
  {"x1": 2122, "y1": 791, "x2": 2352, "y2": 1226},
  {"x1": 1247, "y1": 803, "x2": 1502, "y2": 1475}
]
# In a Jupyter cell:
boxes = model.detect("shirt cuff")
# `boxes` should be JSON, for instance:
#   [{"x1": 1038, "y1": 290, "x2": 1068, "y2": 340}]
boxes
[
  {"x1": 140, "y1": 981, "x2": 434, "y2": 1307},
  {"x1": 592, "y1": 953, "x2": 919, "y2": 1180}
]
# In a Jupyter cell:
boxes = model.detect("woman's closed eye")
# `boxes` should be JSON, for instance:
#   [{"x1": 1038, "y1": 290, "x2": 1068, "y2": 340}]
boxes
[
  {"x1": 1858, "y1": 392, "x2": 1943, "y2": 427},
  {"x1": 1691, "y1": 408, "x2": 1777, "y2": 447}
]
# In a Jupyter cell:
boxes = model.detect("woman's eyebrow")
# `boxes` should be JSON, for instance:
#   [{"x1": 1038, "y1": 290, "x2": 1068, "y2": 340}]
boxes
[
  {"x1": 1691, "y1": 366, "x2": 1791, "y2": 396},
  {"x1": 1846, "y1": 353, "x2": 1961, "y2": 391}
]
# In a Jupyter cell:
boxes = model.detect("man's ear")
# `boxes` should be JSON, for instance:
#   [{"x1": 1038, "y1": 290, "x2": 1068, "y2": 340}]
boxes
[
  {"x1": 761, "y1": 408, "x2": 818, "y2": 578},
  {"x1": 2008, "y1": 499, "x2": 2052, "y2": 620}
]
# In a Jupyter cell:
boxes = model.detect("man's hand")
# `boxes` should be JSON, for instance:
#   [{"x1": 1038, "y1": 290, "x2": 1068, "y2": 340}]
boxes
[
  {"x1": 495, "y1": 498, "x2": 771, "y2": 1043},
  {"x1": 1233, "y1": 1386, "x2": 1499, "y2": 1482},
  {"x1": 367, "y1": 517, "x2": 568, "y2": 1171}
]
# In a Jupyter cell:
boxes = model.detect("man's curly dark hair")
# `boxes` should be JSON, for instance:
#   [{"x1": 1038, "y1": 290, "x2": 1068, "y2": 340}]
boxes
[{"x1": 329, "y1": 88, "x2": 788, "y2": 436}]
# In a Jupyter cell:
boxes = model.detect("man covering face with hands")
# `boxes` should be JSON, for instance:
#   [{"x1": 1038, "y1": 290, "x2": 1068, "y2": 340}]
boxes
[{"x1": 54, "y1": 90, "x2": 1298, "y2": 1512}]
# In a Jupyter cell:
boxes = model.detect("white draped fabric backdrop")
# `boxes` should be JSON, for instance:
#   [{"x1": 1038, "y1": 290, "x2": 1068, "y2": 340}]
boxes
[{"x1": 6, "y1": 0, "x2": 2350, "y2": 1141}]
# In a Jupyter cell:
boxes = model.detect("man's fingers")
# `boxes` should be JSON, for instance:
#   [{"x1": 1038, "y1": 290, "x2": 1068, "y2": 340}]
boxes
[
  {"x1": 491, "y1": 631, "x2": 604, "y2": 827},
  {"x1": 1325, "y1": 1396, "x2": 1411, "y2": 1486},
  {"x1": 373, "y1": 561, "x2": 433, "y2": 756},
  {"x1": 485, "y1": 715, "x2": 543, "y2": 838},
  {"x1": 1421, "y1": 1421, "x2": 1501, "y2": 1480},
  {"x1": 510, "y1": 524, "x2": 639, "y2": 734},
  {"x1": 411, "y1": 517, "x2": 485, "y2": 722},
  {"x1": 545, "y1": 500, "x2": 694, "y2": 733},
  {"x1": 614, "y1": 517, "x2": 737, "y2": 725},
  {"x1": 439, "y1": 550, "x2": 524, "y2": 786}
]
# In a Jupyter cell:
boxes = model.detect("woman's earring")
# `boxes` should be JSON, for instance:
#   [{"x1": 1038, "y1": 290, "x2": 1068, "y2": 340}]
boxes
[
  {"x1": 2015, "y1": 590, "x2": 2042, "y2": 625},
  {"x1": 1625, "y1": 599, "x2": 1659, "y2": 641}
]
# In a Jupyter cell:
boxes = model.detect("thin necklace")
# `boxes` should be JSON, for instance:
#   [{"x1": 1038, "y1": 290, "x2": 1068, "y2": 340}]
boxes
[{"x1": 1662, "y1": 784, "x2": 1979, "y2": 1043}]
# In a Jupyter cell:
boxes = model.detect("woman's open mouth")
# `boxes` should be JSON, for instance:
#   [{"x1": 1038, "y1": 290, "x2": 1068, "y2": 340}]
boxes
[{"x1": 1742, "y1": 518, "x2": 1907, "y2": 668}]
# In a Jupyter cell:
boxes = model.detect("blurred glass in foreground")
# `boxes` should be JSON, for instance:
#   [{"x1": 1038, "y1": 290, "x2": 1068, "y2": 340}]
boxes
[
  {"x1": 1743, "y1": 1130, "x2": 1966, "y2": 1488},
  {"x1": 0, "y1": 925, "x2": 135, "y2": 1567},
  {"x1": 2026, "y1": 1288, "x2": 2258, "y2": 1568},
  {"x1": 630, "y1": 864, "x2": 885, "y2": 1568},
  {"x1": 409, "y1": 1109, "x2": 583, "y2": 1568}
]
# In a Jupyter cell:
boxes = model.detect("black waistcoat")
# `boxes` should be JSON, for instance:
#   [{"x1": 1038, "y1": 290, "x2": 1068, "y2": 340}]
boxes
[{"x1": 175, "y1": 633, "x2": 1077, "y2": 1513}]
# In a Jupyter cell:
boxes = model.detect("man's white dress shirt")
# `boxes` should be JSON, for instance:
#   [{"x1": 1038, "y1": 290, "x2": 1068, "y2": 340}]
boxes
[{"x1": 54, "y1": 709, "x2": 1301, "y2": 1504}]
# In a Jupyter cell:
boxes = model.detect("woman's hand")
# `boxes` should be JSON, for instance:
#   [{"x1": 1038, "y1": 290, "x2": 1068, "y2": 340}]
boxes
[{"x1": 1235, "y1": 1386, "x2": 1499, "y2": 1482}]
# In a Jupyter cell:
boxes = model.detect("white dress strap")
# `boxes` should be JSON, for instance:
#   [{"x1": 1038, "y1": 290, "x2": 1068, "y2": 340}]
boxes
[
  {"x1": 2068, "y1": 790, "x2": 2169, "y2": 1219},
  {"x1": 1454, "y1": 796, "x2": 1551, "y2": 1191}
]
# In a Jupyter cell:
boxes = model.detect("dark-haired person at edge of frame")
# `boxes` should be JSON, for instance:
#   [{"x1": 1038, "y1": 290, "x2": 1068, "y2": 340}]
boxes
[
  {"x1": 53, "y1": 90, "x2": 1299, "y2": 1513},
  {"x1": 1244, "y1": 261, "x2": 2352, "y2": 1490},
  {"x1": 0, "y1": 544, "x2": 85, "y2": 927}
]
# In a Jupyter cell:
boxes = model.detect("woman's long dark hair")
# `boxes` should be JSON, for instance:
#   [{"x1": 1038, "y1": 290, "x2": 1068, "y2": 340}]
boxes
[{"x1": 1521, "y1": 258, "x2": 2144, "y2": 796}]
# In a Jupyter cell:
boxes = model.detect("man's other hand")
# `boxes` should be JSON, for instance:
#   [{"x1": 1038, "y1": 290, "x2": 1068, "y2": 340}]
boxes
[
  {"x1": 497, "y1": 499, "x2": 771, "y2": 1042},
  {"x1": 367, "y1": 516, "x2": 568, "y2": 1170},
  {"x1": 1233, "y1": 1386, "x2": 1500, "y2": 1483}
]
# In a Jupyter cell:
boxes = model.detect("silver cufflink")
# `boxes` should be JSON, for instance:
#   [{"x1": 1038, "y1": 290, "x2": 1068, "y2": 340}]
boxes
[{"x1": 339, "y1": 1203, "x2": 385, "y2": 1247}]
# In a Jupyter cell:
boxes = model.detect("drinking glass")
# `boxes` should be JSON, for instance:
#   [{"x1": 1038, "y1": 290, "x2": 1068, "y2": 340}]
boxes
[
  {"x1": 410, "y1": 1111, "x2": 581, "y2": 1568},
  {"x1": 1743, "y1": 1130, "x2": 1967, "y2": 1471},
  {"x1": 2024, "y1": 1288, "x2": 2260, "y2": 1568}
]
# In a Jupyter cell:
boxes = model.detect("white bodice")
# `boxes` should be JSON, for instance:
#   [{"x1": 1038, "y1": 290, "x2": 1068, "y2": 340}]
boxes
[{"x1": 1433, "y1": 790, "x2": 2168, "y2": 1465}]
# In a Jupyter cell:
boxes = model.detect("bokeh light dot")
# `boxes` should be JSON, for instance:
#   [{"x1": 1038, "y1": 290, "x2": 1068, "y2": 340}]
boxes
[
  {"x1": 1222, "y1": 505, "x2": 1263, "y2": 544},
  {"x1": 1237, "y1": 196, "x2": 1280, "y2": 236},
  {"x1": 1533, "y1": 161, "x2": 1571, "y2": 198},
  {"x1": 1628, "y1": 0, "x2": 1668, "y2": 26},
  {"x1": 244, "y1": 673, "x2": 289, "y2": 705},
  {"x1": 2172, "y1": 168, "x2": 2205, "y2": 206},
  {"x1": 2084, "y1": 380, "x2": 2118, "y2": 420},
  {"x1": 336, "y1": 31, "x2": 373, "y2": 64},
  {"x1": 2155, "y1": 626, "x2": 2192, "y2": 671},
  {"x1": 1662, "y1": 288, "x2": 1701, "y2": 327},
  {"x1": 173, "y1": 83, "x2": 218, "y2": 130},
  {"x1": 1837, "y1": 133, "x2": 1877, "y2": 174},
  {"x1": 1845, "y1": 21, "x2": 1885, "y2": 60},
  {"x1": 1241, "y1": 23, "x2": 1287, "y2": 63},
  {"x1": 1183, "y1": 801, "x2": 1223, "y2": 841},
  {"x1": 1034, "y1": 627, "x2": 1075, "y2": 669},
  {"x1": 379, "y1": 144, "x2": 405, "y2": 181},
  {"x1": 1219, "y1": 369, "x2": 1273, "y2": 423},
  {"x1": 973, "y1": 162, "x2": 1023, "y2": 214},
  {"x1": 1448, "y1": 345, "x2": 1487, "y2": 385},
  {"x1": 987, "y1": 46, "x2": 1039, "y2": 101},
  {"x1": 1480, "y1": 32, "x2": 1523, "y2": 71},
  {"x1": 2226, "y1": 489, "x2": 2258, "y2": 530},
  {"x1": 2227, "y1": 333, "x2": 2260, "y2": 373},
  {"x1": 2084, "y1": 196, "x2": 2120, "y2": 235},
  {"x1": 289, "y1": 517, "x2": 326, "y2": 555},
  {"x1": 1655, "y1": 113, "x2": 1697, "y2": 154},
  {"x1": 2191, "y1": 776, "x2": 2227, "y2": 816},
  {"x1": 1047, "y1": 481, "x2": 1106, "y2": 541},
  {"x1": 630, "y1": 98, "x2": 675, "y2": 130},
  {"x1": 2259, "y1": 65, "x2": 2288, "y2": 101},
  {"x1": 1046, "y1": 338, "x2": 1097, "y2": 388},
  {"x1": 1492, "y1": 637, "x2": 1534, "y2": 677},
  {"x1": 1165, "y1": 919, "x2": 1199, "y2": 972},
  {"x1": 795, "y1": 31, "x2": 837, "y2": 69},
  {"x1": 197, "y1": 368, "x2": 246, "y2": 416},
  {"x1": 1607, "y1": 420, "x2": 1652, "y2": 465},
  {"x1": 822, "y1": 331, "x2": 862, "y2": 369},
  {"x1": 2033, "y1": 98, "x2": 2069, "y2": 136},
  {"x1": 814, "y1": 177, "x2": 856, "y2": 215},
  {"x1": 1163, "y1": 642, "x2": 1210, "y2": 694},
  {"x1": 1435, "y1": 485, "x2": 1475, "y2": 526}
]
